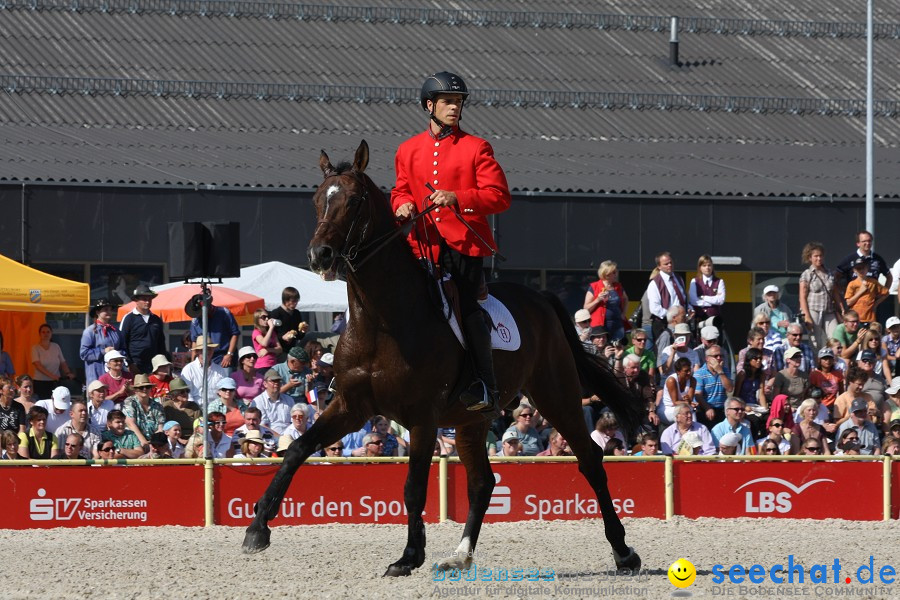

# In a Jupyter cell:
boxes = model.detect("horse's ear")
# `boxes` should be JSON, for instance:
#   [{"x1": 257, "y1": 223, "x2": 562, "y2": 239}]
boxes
[
  {"x1": 319, "y1": 150, "x2": 336, "y2": 178},
  {"x1": 353, "y1": 140, "x2": 369, "y2": 174}
]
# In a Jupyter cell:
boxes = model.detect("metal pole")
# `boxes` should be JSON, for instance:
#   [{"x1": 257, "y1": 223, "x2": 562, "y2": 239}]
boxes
[
  {"x1": 866, "y1": 0, "x2": 874, "y2": 236},
  {"x1": 201, "y1": 283, "x2": 210, "y2": 460},
  {"x1": 669, "y1": 17, "x2": 680, "y2": 67}
]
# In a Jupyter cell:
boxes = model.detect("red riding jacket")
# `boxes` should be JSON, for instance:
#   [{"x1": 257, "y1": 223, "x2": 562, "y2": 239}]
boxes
[{"x1": 391, "y1": 127, "x2": 511, "y2": 259}]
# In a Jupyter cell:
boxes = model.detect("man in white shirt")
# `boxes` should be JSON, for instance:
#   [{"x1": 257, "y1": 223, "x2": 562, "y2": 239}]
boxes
[
  {"x1": 180, "y1": 336, "x2": 228, "y2": 404},
  {"x1": 250, "y1": 370, "x2": 295, "y2": 436},
  {"x1": 36, "y1": 387, "x2": 72, "y2": 436},
  {"x1": 646, "y1": 252, "x2": 692, "y2": 341}
]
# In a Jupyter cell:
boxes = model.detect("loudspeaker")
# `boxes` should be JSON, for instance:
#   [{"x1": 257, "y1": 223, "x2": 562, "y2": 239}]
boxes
[{"x1": 168, "y1": 222, "x2": 240, "y2": 280}]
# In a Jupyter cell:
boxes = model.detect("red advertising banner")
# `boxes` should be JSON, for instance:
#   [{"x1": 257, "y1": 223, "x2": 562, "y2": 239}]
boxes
[
  {"x1": 446, "y1": 462, "x2": 666, "y2": 522},
  {"x1": 214, "y1": 463, "x2": 442, "y2": 526},
  {"x1": 0, "y1": 466, "x2": 205, "y2": 529},
  {"x1": 675, "y1": 461, "x2": 883, "y2": 520}
]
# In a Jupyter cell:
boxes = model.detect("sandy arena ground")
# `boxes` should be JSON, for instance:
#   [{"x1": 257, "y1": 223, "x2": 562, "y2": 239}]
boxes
[{"x1": 3, "y1": 517, "x2": 900, "y2": 599}]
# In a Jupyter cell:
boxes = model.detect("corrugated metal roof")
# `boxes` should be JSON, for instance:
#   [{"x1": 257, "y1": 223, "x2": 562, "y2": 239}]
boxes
[{"x1": 1, "y1": 0, "x2": 900, "y2": 195}]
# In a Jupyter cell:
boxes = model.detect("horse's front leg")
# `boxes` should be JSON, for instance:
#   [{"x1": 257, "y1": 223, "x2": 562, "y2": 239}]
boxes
[
  {"x1": 383, "y1": 424, "x2": 437, "y2": 577},
  {"x1": 242, "y1": 404, "x2": 364, "y2": 554}
]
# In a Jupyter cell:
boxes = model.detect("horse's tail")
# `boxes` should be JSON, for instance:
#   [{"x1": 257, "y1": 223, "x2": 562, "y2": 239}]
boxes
[{"x1": 541, "y1": 291, "x2": 644, "y2": 436}]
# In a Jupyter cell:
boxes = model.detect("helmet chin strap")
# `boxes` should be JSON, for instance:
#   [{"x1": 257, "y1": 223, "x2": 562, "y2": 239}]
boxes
[{"x1": 429, "y1": 101, "x2": 463, "y2": 139}]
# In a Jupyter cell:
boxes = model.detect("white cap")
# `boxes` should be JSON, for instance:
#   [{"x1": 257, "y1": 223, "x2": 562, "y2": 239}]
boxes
[
  {"x1": 574, "y1": 309, "x2": 591, "y2": 323},
  {"x1": 237, "y1": 346, "x2": 257, "y2": 360},
  {"x1": 763, "y1": 284, "x2": 779, "y2": 296},
  {"x1": 700, "y1": 325, "x2": 719, "y2": 341},
  {"x1": 682, "y1": 432, "x2": 703, "y2": 448},
  {"x1": 104, "y1": 349, "x2": 126, "y2": 363},
  {"x1": 319, "y1": 353, "x2": 334, "y2": 366},
  {"x1": 886, "y1": 317, "x2": 900, "y2": 330},
  {"x1": 52, "y1": 387, "x2": 71, "y2": 411}
]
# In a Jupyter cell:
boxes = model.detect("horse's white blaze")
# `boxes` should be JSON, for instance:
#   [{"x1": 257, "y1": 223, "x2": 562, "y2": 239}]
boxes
[{"x1": 324, "y1": 184, "x2": 340, "y2": 216}]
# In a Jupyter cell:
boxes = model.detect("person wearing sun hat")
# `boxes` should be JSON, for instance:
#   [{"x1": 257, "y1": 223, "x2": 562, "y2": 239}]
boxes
[
  {"x1": 122, "y1": 374, "x2": 166, "y2": 449},
  {"x1": 121, "y1": 283, "x2": 168, "y2": 375},
  {"x1": 179, "y1": 335, "x2": 228, "y2": 404},
  {"x1": 162, "y1": 376, "x2": 201, "y2": 443}
]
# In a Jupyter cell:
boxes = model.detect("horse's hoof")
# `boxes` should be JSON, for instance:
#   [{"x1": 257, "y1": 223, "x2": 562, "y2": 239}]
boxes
[
  {"x1": 383, "y1": 563, "x2": 414, "y2": 577},
  {"x1": 242, "y1": 526, "x2": 271, "y2": 554},
  {"x1": 613, "y1": 546, "x2": 641, "y2": 574}
]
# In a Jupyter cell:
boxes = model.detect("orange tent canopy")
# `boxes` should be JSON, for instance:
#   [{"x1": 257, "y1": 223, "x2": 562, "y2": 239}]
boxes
[{"x1": 116, "y1": 284, "x2": 265, "y2": 323}]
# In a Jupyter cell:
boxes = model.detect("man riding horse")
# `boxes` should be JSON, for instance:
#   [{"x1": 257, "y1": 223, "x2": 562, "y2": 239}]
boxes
[{"x1": 392, "y1": 71, "x2": 510, "y2": 413}]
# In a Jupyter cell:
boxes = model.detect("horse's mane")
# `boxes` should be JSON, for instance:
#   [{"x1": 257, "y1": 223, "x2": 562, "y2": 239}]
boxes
[{"x1": 332, "y1": 161, "x2": 353, "y2": 174}]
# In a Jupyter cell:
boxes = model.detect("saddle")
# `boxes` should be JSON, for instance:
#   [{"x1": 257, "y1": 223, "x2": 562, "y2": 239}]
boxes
[{"x1": 435, "y1": 275, "x2": 521, "y2": 352}]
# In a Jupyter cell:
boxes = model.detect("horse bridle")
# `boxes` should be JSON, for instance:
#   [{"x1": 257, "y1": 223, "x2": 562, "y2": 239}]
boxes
[{"x1": 313, "y1": 171, "x2": 439, "y2": 273}]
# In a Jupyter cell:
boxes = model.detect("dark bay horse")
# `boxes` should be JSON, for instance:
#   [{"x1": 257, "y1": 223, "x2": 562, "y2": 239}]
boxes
[{"x1": 241, "y1": 140, "x2": 643, "y2": 576}]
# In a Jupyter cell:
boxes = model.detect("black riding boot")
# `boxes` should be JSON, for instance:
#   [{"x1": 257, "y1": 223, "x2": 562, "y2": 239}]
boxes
[{"x1": 459, "y1": 312, "x2": 500, "y2": 412}]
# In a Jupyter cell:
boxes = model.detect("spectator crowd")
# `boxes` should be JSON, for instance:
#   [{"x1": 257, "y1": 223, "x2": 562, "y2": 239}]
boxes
[{"x1": 3, "y1": 230, "x2": 900, "y2": 462}]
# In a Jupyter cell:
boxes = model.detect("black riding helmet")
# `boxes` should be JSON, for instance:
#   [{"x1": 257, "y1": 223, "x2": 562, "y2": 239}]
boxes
[{"x1": 419, "y1": 71, "x2": 469, "y2": 111}]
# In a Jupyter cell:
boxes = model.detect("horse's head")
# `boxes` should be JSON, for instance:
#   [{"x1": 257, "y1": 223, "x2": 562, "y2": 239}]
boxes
[{"x1": 307, "y1": 140, "x2": 385, "y2": 280}]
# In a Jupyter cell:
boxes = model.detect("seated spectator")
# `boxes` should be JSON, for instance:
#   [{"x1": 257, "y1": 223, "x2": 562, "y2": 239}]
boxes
[
  {"x1": 834, "y1": 367, "x2": 872, "y2": 427},
  {"x1": 352, "y1": 432, "x2": 385, "y2": 458},
  {"x1": 857, "y1": 349, "x2": 888, "y2": 415},
  {"x1": 604, "y1": 438, "x2": 627, "y2": 456},
  {"x1": 693, "y1": 344, "x2": 733, "y2": 428},
  {"x1": 718, "y1": 432, "x2": 743, "y2": 456},
  {"x1": 339, "y1": 423, "x2": 372, "y2": 457},
  {"x1": 31, "y1": 323, "x2": 76, "y2": 399},
  {"x1": 234, "y1": 430, "x2": 269, "y2": 461},
  {"x1": 80, "y1": 298, "x2": 124, "y2": 386},
  {"x1": 371, "y1": 415, "x2": 399, "y2": 457},
  {"x1": 654, "y1": 305, "x2": 686, "y2": 361},
  {"x1": 754, "y1": 313, "x2": 784, "y2": 354},
  {"x1": 657, "y1": 357, "x2": 697, "y2": 425},
  {"x1": 591, "y1": 412, "x2": 626, "y2": 451},
  {"x1": 499, "y1": 430, "x2": 523, "y2": 456},
  {"x1": 180, "y1": 336, "x2": 228, "y2": 404},
  {"x1": 537, "y1": 429, "x2": 573, "y2": 457},
  {"x1": 833, "y1": 429, "x2": 862, "y2": 456},
  {"x1": 760, "y1": 439, "x2": 782, "y2": 456},
  {"x1": 615, "y1": 354, "x2": 658, "y2": 436},
  {"x1": 772, "y1": 347, "x2": 809, "y2": 410},
  {"x1": 835, "y1": 398, "x2": 882, "y2": 455},
  {"x1": 55, "y1": 433, "x2": 85, "y2": 460},
  {"x1": 633, "y1": 431, "x2": 660, "y2": 456},
  {"x1": 844, "y1": 257, "x2": 888, "y2": 325},
  {"x1": 86, "y1": 380, "x2": 113, "y2": 434},
  {"x1": 674, "y1": 431, "x2": 704, "y2": 456},
  {"x1": 18, "y1": 405, "x2": 57, "y2": 458},
  {"x1": 766, "y1": 394, "x2": 796, "y2": 433},
  {"x1": 320, "y1": 440, "x2": 345, "y2": 459},
  {"x1": 710, "y1": 398, "x2": 754, "y2": 453},
  {"x1": 232, "y1": 347, "x2": 264, "y2": 403},
  {"x1": 96, "y1": 439, "x2": 115, "y2": 460},
  {"x1": 754, "y1": 285, "x2": 794, "y2": 338},
  {"x1": 208, "y1": 377, "x2": 248, "y2": 437},
  {"x1": 623, "y1": 330, "x2": 656, "y2": 380},
  {"x1": 587, "y1": 326, "x2": 616, "y2": 364},
  {"x1": 756, "y1": 417, "x2": 791, "y2": 455},
  {"x1": 800, "y1": 438, "x2": 824, "y2": 456},
  {"x1": 857, "y1": 328, "x2": 892, "y2": 386},
  {"x1": 502, "y1": 405, "x2": 544, "y2": 456},
  {"x1": 885, "y1": 385, "x2": 900, "y2": 424},
  {"x1": 232, "y1": 407, "x2": 277, "y2": 454},
  {"x1": 54, "y1": 399, "x2": 100, "y2": 459},
  {"x1": 122, "y1": 374, "x2": 165, "y2": 448},
  {"x1": 1, "y1": 430, "x2": 20, "y2": 459},
  {"x1": 835, "y1": 310, "x2": 864, "y2": 360},
  {"x1": 101, "y1": 409, "x2": 143, "y2": 459},
  {"x1": 789, "y1": 399, "x2": 832, "y2": 455},
  {"x1": 275, "y1": 347, "x2": 313, "y2": 405},
  {"x1": 309, "y1": 353, "x2": 336, "y2": 407},
  {"x1": 140, "y1": 432, "x2": 172, "y2": 459},
  {"x1": 694, "y1": 325, "x2": 722, "y2": 366},
  {"x1": 882, "y1": 436, "x2": 900, "y2": 455},
  {"x1": 98, "y1": 350, "x2": 133, "y2": 406},
  {"x1": 574, "y1": 308, "x2": 592, "y2": 351},
  {"x1": 281, "y1": 403, "x2": 311, "y2": 443},
  {"x1": 737, "y1": 324, "x2": 776, "y2": 380},
  {"x1": 163, "y1": 421, "x2": 185, "y2": 458},
  {"x1": 883, "y1": 317, "x2": 900, "y2": 377},
  {"x1": 773, "y1": 324, "x2": 815, "y2": 373},
  {"x1": 660, "y1": 404, "x2": 715, "y2": 455},
  {"x1": 191, "y1": 411, "x2": 233, "y2": 458},
  {"x1": 14, "y1": 375, "x2": 36, "y2": 413},
  {"x1": 658, "y1": 323, "x2": 700, "y2": 378},
  {"x1": 0, "y1": 376, "x2": 26, "y2": 434},
  {"x1": 148, "y1": 355, "x2": 174, "y2": 399},
  {"x1": 162, "y1": 376, "x2": 201, "y2": 442},
  {"x1": 829, "y1": 338, "x2": 849, "y2": 373},
  {"x1": 251, "y1": 370, "x2": 294, "y2": 436},
  {"x1": 35, "y1": 387, "x2": 72, "y2": 438},
  {"x1": 809, "y1": 348, "x2": 844, "y2": 408},
  {"x1": 251, "y1": 309, "x2": 282, "y2": 373},
  {"x1": 734, "y1": 348, "x2": 767, "y2": 410}
]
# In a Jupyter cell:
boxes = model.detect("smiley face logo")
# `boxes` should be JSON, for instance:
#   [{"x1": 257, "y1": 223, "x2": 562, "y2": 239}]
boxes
[{"x1": 668, "y1": 558, "x2": 696, "y2": 588}]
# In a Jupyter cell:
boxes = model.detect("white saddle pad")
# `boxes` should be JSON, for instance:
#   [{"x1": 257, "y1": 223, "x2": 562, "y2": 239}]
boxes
[{"x1": 440, "y1": 282, "x2": 521, "y2": 352}]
